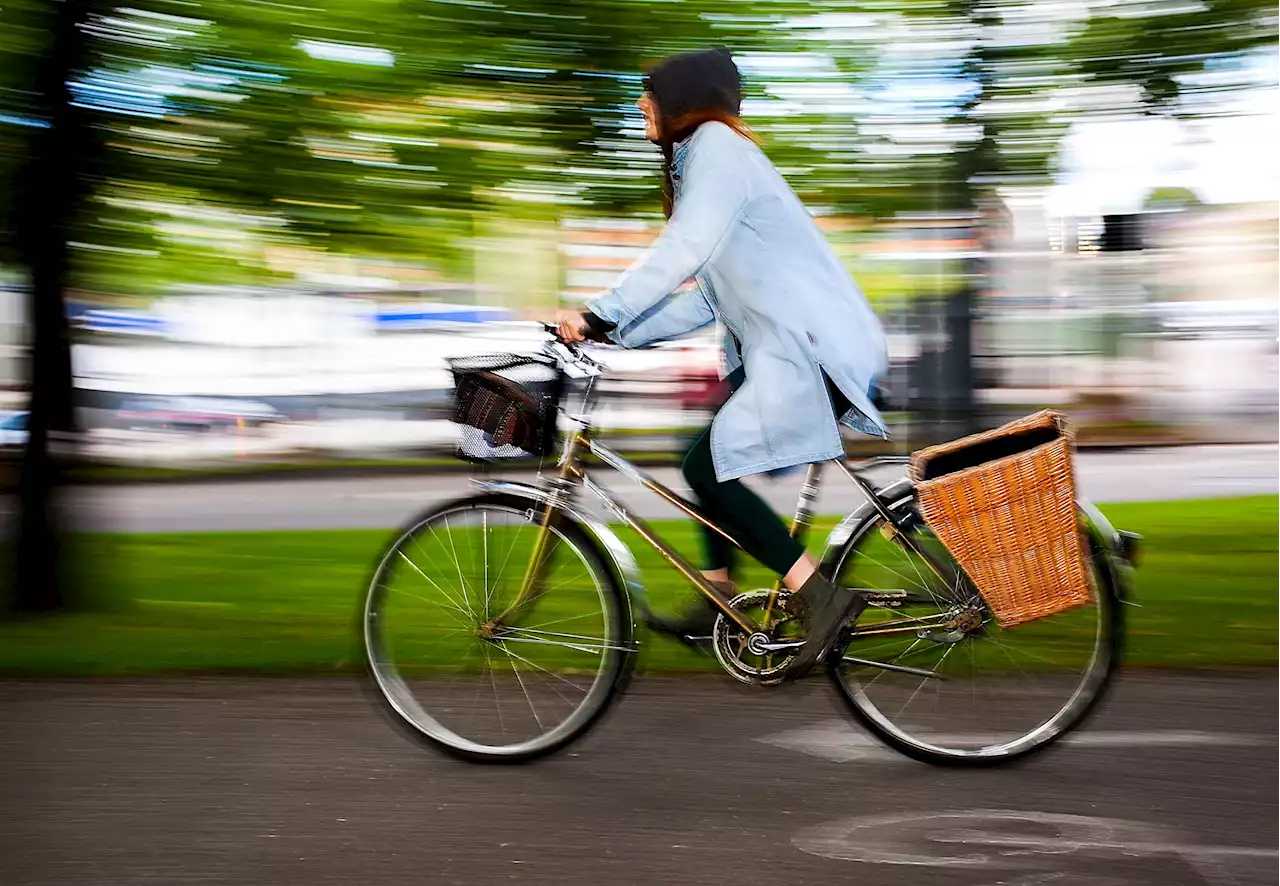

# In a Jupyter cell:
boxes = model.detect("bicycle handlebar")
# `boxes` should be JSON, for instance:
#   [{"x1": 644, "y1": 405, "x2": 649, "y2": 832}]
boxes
[
  {"x1": 538, "y1": 321, "x2": 609, "y2": 378},
  {"x1": 540, "y1": 320, "x2": 612, "y2": 346}
]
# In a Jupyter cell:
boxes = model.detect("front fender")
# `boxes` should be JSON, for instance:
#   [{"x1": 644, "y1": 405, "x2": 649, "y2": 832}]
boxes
[{"x1": 471, "y1": 480, "x2": 646, "y2": 612}]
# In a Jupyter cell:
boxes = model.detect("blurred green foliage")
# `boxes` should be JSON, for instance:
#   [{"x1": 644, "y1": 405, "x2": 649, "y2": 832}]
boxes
[{"x1": 0, "y1": 0, "x2": 1275, "y2": 294}]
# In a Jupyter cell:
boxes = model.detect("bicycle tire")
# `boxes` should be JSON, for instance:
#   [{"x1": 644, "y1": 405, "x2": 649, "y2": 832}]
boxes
[
  {"x1": 360, "y1": 492, "x2": 636, "y2": 764},
  {"x1": 823, "y1": 489, "x2": 1123, "y2": 768}
]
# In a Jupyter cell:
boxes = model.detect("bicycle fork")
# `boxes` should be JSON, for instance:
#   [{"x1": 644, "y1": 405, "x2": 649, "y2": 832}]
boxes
[{"x1": 489, "y1": 437, "x2": 583, "y2": 629}]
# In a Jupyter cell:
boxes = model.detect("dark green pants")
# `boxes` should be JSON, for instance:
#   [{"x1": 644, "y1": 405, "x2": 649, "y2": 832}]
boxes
[
  {"x1": 681, "y1": 371, "x2": 853, "y2": 577},
  {"x1": 680, "y1": 427, "x2": 804, "y2": 576}
]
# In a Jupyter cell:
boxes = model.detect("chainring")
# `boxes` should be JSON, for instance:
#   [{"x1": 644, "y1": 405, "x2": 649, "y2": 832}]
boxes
[{"x1": 712, "y1": 588, "x2": 801, "y2": 686}]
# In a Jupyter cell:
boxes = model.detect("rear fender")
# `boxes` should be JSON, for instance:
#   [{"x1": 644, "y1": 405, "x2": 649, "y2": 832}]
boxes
[
  {"x1": 821, "y1": 477, "x2": 915, "y2": 564},
  {"x1": 1077, "y1": 498, "x2": 1139, "y2": 603}
]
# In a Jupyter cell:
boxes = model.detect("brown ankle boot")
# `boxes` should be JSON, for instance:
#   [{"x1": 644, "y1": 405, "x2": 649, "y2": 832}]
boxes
[{"x1": 784, "y1": 573, "x2": 865, "y2": 680}]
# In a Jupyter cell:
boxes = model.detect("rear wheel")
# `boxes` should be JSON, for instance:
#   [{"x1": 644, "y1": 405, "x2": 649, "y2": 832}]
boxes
[
  {"x1": 825, "y1": 490, "x2": 1122, "y2": 766},
  {"x1": 362, "y1": 493, "x2": 635, "y2": 763}
]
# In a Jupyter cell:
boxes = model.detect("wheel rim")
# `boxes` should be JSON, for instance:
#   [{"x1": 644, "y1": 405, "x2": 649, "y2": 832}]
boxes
[
  {"x1": 364, "y1": 503, "x2": 625, "y2": 757},
  {"x1": 830, "y1": 497, "x2": 1113, "y2": 760}
]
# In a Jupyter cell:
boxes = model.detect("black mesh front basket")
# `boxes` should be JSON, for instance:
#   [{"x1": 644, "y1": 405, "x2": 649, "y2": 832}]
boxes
[{"x1": 448, "y1": 353, "x2": 564, "y2": 461}]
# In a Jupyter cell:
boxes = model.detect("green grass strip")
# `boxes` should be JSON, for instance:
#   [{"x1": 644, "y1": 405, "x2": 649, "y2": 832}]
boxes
[{"x1": 0, "y1": 496, "x2": 1274, "y2": 675}]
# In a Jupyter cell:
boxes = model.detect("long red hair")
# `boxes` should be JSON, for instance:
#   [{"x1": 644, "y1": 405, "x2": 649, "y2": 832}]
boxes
[{"x1": 658, "y1": 108, "x2": 760, "y2": 218}]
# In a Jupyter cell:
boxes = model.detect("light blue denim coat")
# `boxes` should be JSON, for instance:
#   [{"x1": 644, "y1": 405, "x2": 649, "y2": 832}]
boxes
[{"x1": 588, "y1": 121, "x2": 889, "y2": 482}]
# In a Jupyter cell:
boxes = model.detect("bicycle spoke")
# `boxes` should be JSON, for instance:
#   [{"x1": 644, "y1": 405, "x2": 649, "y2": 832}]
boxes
[
  {"x1": 514, "y1": 610, "x2": 606, "y2": 631},
  {"x1": 482, "y1": 511, "x2": 491, "y2": 614},
  {"x1": 496, "y1": 630, "x2": 631, "y2": 655},
  {"x1": 364, "y1": 500, "x2": 626, "y2": 759},
  {"x1": 463, "y1": 642, "x2": 486, "y2": 738},
  {"x1": 902, "y1": 642, "x2": 955, "y2": 713},
  {"x1": 828, "y1": 499, "x2": 1113, "y2": 761},
  {"x1": 492, "y1": 643, "x2": 592, "y2": 694},
  {"x1": 412, "y1": 525, "x2": 462, "y2": 611},
  {"x1": 409, "y1": 531, "x2": 457, "y2": 592},
  {"x1": 846, "y1": 633, "x2": 932, "y2": 658},
  {"x1": 506, "y1": 655, "x2": 544, "y2": 732},
  {"x1": 484, "y1": 643, "x2": 506, "y2": 743},
  {"x1": 861, "y1": 637, "x2": 932, "y2": 689},
  {"x1": 527, "y1": 571, "x2": 595, "y2": 598},
  {"x1": 492, "y1": 518, "x2": 530, "y2": 599},
  {"x1": 984, "y1": 633, "x2": 1062, "y2": 668},
  {"x1": 855, "y1": 547, "x2": 932, "y2": 594},
  {"x1": 440, "y1": 518, "x2": 479, "y2": 619},
  {"x1": 985, "y1": 632, "x2": 1050, "y2": 699},
  {"x1": 508, "y1": 664, "x2": 582, "y2": 714},
  {"x1": 392, "y1": 556, "x2": 472, "y2": 626},
  {"x1": 890, "y1": 541, "x2": 936, "y2": 600},
  {"x1": 965, "y1": 638, "x2": 982, "y2": 741}
]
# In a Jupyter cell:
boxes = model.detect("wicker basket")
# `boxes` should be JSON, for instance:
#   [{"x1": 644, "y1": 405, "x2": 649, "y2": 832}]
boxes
[
  {"x1": 448, "y1": 353, "x2": 563, "y2": 461},
  {"x1": 908, "y1": 411, "x2": 1092, "y2": 627}
]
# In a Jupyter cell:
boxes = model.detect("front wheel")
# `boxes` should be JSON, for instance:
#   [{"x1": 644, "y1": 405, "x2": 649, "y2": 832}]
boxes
[
  {"x1": 824, "y1": 489, "x2": 1122, "y2": 766},
  {"x1": 361, "y1": 493, "x2": 635, "y2": 763}
]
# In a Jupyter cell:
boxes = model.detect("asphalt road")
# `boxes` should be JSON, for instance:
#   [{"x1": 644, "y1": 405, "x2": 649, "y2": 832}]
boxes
[
  {"x1": 1, "y1": 674, "x2": 1275, "y2": 885},
  {"x1": 29, "y1": 443, "x2": 1280, "y2": 533}
]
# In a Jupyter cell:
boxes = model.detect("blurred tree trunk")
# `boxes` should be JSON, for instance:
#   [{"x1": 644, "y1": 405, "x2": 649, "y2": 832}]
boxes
[{"x1": 9, "y1": 0, "x2": 94, "y2": 612}]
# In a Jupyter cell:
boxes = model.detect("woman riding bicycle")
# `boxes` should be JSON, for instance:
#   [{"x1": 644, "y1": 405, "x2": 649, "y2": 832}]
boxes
[{"x1": 555, "y1": 47, "x2": 889, "y2": 680}]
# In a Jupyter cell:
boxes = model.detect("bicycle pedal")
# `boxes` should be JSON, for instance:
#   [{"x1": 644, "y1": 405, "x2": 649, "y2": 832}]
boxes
[{"x1": 676, "y1": 633, "x2": 715, "y2": 655}]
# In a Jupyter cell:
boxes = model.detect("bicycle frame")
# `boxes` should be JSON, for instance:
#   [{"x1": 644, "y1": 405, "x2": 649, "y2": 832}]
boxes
[{"x1": 496, "y1": 419, "x2": 965, "y2": 644}]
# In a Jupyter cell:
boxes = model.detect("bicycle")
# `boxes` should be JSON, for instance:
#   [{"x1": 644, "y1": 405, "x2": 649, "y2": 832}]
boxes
[{"x1": 361, "y1": 327, "x2": 1138, "y2": 765}]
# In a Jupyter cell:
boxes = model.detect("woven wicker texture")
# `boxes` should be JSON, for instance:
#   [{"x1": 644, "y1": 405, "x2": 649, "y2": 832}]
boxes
[{"x1": 909, "y1": 411, "x2": 1092, "y2": 627}]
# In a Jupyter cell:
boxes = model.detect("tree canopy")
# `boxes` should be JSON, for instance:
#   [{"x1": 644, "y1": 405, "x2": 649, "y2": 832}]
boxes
[{"x1": 0, "y1": 0, "x2": 1274, "y2": 292}]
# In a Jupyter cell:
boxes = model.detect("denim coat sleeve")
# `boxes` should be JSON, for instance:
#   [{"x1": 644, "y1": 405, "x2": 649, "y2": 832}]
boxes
[
  {"x1": 601, "y1": 280, "x2": 715, "y2": 349},
  {"x1": 587, "y1": 127, "x2": 747, "y2": 339}
]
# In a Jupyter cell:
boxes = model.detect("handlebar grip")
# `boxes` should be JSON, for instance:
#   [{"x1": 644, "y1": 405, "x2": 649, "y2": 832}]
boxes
[
  {"x1": 541, "y1": 321, "x2": 575, "y2": 346},
  {"x1": 541, "y1": 319, "x2": 611, "y2": 345}
]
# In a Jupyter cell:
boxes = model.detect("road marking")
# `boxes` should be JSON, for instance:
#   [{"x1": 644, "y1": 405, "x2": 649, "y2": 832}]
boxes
[
  {"x1": 793, "y1": 809, "x2": 1277, "y2": 886},
  {"x1": 757, "y1": 720, "x2": 1273, "y2": 764}
]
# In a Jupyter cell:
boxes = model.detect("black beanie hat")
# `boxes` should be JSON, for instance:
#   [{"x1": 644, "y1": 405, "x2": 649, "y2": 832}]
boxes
[{"x1": 643, "y1": 47, "x2": 742, "y2": 128}]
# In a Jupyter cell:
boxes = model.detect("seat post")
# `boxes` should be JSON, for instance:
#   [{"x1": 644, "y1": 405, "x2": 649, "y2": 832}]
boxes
[{"x1": 789, "y1": 462, "x2": 824, "y2": 539}]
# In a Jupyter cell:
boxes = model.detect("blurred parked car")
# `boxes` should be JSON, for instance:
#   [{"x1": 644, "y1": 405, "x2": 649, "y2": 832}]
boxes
[
  {"x1": 116, "y1": 397, "x2": 282, "y2": 432},
  {"x1": 0, "y1": 410, "x2": 28, "y2": 449},
  {"x1": 1151, "y1": 299, "x2": 1279, "y2": 341},
  {"x1": 675, "y1": 364, "x2": 729, "y2": 412}
]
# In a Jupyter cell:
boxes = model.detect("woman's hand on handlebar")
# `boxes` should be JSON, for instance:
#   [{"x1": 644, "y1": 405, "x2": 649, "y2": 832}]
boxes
[{"x1": 554, "y1": 309, "x2": 591, "y2": 344}]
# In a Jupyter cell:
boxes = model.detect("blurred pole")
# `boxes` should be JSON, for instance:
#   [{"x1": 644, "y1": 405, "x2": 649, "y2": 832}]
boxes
[
  {"x1": 909, "y1": 285, "x2": 976, "y2": 445},
  {"x1": 8, "y1": 0, "x2": 96, "y2": 612},
  {"x1": 945, "y1": 282, "x2": 977, "y2": 436}
]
